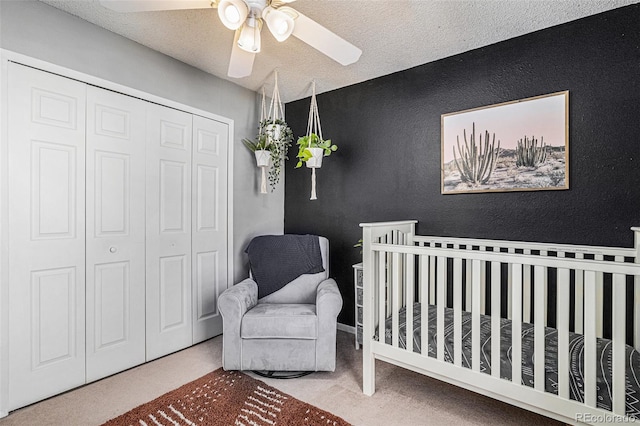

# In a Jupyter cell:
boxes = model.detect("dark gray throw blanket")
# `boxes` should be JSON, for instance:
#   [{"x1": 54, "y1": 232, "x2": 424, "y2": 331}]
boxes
[{"x1": 245, "y1": 235, "x2": 324, "y2": 299}]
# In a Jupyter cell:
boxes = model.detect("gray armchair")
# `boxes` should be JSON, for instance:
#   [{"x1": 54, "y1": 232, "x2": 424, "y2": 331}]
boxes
[{"x1": 218, "y1": 235, "x2": 343, "y2": 372}]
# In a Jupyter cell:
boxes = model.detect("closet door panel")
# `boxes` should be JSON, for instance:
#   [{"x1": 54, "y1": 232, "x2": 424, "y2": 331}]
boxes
[
  {"x1": 7, "y1": 63, "x2": 86, "y2": 410},
  {"x1": 85, "y1": 86, "x2": 146, "y2": 382},
  {"x1": 192, "y1": 116, "x2": 229, "y2": 343},
  {"x1": 146, "y1": 104, "x2": 193, "y2": 361}
]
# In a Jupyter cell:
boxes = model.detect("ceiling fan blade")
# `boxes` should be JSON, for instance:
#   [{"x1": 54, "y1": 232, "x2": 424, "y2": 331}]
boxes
[
  {"x1": 270, "y1": 0, "x2": 296, "y2": 7},
  {"x1": 99, "y1": 0, "x2": 213, "y2": 13},
  {"x1": 228, "y1": 31, "x2": 256, "y2": 78},
  {"x1": 286, "y1": 8, "x2": 362, "y2": 66}
]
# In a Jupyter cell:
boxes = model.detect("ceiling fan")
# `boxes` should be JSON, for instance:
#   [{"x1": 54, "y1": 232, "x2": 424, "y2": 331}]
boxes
[{"x1": 98, "y1": 0, "x2": 363, "y2": 78}]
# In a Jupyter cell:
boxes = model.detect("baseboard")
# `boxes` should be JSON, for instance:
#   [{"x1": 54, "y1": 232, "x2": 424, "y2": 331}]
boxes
[{"x1": 338, "y1": 323, "x2": 355, "y2": 334}]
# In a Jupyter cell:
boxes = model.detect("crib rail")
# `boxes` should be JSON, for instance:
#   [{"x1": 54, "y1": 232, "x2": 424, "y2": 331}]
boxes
[
  {"x1": 414, "y1": 234, "x2": 639, "y2": 347},
  {"x1": 360, "y1": 221, "x2": 640, "y2": 424}
]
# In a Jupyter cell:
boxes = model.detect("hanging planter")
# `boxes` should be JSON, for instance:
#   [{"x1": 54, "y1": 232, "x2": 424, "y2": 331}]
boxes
[
  {"x1": 295, "y1": 133, "x2": 337, "y2": 169},
  {"x1": 242, "y1": 130, "x2": 272, "y2": 194},
  {"x1": 254, "y1": 149, "x2": 271, "y2": 194},
  {"x1": 254, "y1": 149, "x2": 271, "y2": 168},
  {"x1": 262, "y1": 117, "x2": 293, "y2": 192},
  {"x1": 264, "y1": 122, "x2": 282, "y2": 144},
  {"x1": 241, "y1": 72, "x2": 293, "y2": 194},
  {"x1": 305, "y1": 148, "x2": 324, "y2": 168},
  {"x1": 295, "y1": 81, "x2": 338, "y2": 200}
]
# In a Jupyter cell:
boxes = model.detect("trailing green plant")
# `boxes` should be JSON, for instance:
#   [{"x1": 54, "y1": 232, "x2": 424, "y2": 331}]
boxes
[
  {"x1": 242, "y1": 118, "x2": 294, "y2": 191},
  {"x1": 294, "y1": 133, "x2": 338, "y2": 168},
  {"x1": 264, "y1": 119, "x2": 293, "y2": 190},
  {"x1": 515, "y1": 135, "x2": 547, "y2": 167},
  {"x1": 453, "y1": 122, "x2": 501, "y2": 185}
]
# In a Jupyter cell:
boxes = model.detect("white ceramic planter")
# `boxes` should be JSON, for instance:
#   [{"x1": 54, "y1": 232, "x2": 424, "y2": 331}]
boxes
[
  {"x1": 254, "y1": 149, "x2": 271, "y2": 167},
  {"x1": 265, "y1": 123, "x2": 282, "y2": 145},
  {"x1": 305, "y1": 147, "x2": 324, "y2": 169}
]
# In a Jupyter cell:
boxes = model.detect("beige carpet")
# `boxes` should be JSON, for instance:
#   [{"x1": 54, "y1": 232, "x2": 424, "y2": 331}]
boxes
[
  {"x1": 102, "y1": 368, "x2": 349, "y2": 426},
  {"x1": 0, "y1": 331, "x2": 561, "y2": 425}
]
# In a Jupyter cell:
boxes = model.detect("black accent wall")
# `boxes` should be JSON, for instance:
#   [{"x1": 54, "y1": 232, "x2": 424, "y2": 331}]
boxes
[{"x1": 284, "y1": 5, "x2": 640, "y2": 326}]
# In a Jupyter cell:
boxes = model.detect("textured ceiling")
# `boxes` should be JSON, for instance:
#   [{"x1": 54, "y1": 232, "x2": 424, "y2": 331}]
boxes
[{"x1": 40, "y1": 0, "x2": 639, "y2": 102}]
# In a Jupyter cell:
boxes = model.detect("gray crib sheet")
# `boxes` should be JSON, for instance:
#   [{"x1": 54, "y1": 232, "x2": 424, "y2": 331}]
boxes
[{"x1": 379, "y1": 303, "x2": 640, "y2": 419}]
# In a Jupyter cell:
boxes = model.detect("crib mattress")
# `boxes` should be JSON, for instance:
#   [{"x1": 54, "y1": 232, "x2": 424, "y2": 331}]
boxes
[{"x1": 380, "y1": 303, "x2": 640, "y2": 419}]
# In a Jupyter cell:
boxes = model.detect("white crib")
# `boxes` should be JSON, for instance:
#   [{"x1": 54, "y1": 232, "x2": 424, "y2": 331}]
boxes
[{"x1": 360, "y1": 220, "x2": 640, "y2": 425}]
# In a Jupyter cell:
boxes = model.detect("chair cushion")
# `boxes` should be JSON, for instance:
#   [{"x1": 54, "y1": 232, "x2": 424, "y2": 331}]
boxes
[{"x1": 241, "y1": 303, "x2": 317, "y2": 339}]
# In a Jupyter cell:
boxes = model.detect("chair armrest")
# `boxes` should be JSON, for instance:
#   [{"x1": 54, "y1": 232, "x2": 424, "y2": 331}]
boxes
[
  {"x1": 218, "y1": 278, "x2": 258, "y2": 322},
  {"x1": 316, "y1": 278, "x2": 343, "y2": 319},
  {"x1": 217, "y1": 278, "x2": 258, "y2": 370},
  {"x1": 315, "y1": 278, "x2": 343, "y2": 371}
]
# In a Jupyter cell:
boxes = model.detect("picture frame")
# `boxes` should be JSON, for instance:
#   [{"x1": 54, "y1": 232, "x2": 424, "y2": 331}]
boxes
[{"x1": 441, "y1": 91, "x2": 569, "y2": 194}]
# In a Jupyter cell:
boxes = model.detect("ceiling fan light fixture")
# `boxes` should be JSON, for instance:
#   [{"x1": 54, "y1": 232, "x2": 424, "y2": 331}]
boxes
[
  {"x1": 237, "y1": 17, "x2": 262, "y2": 53},
  {"x1": 218, "y1": 0, "x2": 248, "y2": 30},
  {"x1": 263, "y1": 7, "x2": 294, "y2": 42}
]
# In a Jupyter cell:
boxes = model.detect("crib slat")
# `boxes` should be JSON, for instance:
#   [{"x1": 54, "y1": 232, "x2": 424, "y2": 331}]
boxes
[
  {"x1": 491, "y1": 261, "x2": 501, "y2": 378},
  {"x1": 437, "y1": 256, "x2": 446, "y2": 362},
  {"x1": 385, "y1": 250, "x2": 391, "y2": 317},
  {"x1": 613, "y1": 273, "x2": 626, "y2": 416},
  {"x1": 429, "y1": 255, "x2": 436, "y2": 305},
  {"x1": 415, "y1": 243, "x2": 423, "y2": 305},
  {"x1": 540, "y1": 250, "x2": 548, "y2": 326},
  {"x1": 557, "y1": 268, "x2": 570, "y2": 400},
  {"x1": 392, "y1": 252, "x2": 401, "y2": 348},
  {"x1": 534, "y1": 265, "x2": 545, "y2": 392},
  {"x1": 472, "y1": 259, "x2": 481, "y2": 372},
  {"x1": 507, "y1": 248, "x2": 515, "y2": 319},
  {"x1": 453, "y1": 257, "x2": 462, "y2": 367},
  {"x1": 480, "y1": 250, "x2": 487, "y2": 315},
  {"x1": 406, "y1": 253, "x2": 415, "y2": 354},
  {"x1": 420, "y1": 255, "x2": 429, "y2": 356},
  {"x1": 574, "y1": 254, "x2": 584, "y2": 334},
  {"x1": 584, "y1": 270, "x2": 597, "y2": 408},
  {"x1": 465, "y1": 256, "x2": 472, "y2": 312},
  {"x1": 378, "y1": 251, "x2": 386, "y2": 345},
  {"x1": 574, "y1": 273, "x2": 584, "y2": 335},
  {"x1": 635, "y1": 275, "x2": 640, "y2": 351},
  {"x1": 595, "y1": 254, "x2": 604, "y2": 337},
  {"x1": 512, "y1": 263, "x2": 522, "y2": 385},
  {"x1": 523, "y1": 250, "x2": 532, "y2": 323}
]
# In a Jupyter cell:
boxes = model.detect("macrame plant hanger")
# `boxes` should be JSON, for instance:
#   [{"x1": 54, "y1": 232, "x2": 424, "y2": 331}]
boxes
[
  {"x1": 268, "y1": 70, "x2": 285, "y2": 124},
  {"x1": 306, "y1": 80, "x2": 323, "y2": 200},
  {"x1": 257, "y1": 86, "x2": 269, "y2": 194},
  {"x1": 256, "y1": 70, "x2": 286, "y2": 194}
]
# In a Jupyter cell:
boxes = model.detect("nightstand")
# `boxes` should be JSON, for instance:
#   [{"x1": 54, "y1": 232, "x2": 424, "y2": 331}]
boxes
[{"x1": 353, "y1": 262, "x2": 363, "y2": 349}]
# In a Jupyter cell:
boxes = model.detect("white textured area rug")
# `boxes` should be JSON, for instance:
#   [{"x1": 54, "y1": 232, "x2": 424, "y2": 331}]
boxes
[{"x1": 101, "y1": 367, "x2": 350, "y2": 426}]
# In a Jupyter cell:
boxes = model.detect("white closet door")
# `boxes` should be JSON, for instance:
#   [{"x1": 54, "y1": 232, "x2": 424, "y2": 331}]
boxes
[
  {"x1": 192, "y1": 116, "x2": 229, "y2": 343},
  {"x1": 7, "y1": 63, "x2": 87, "y2": 409},
  {"x1": 85, "y1": 86, "x2": 146, "y2": 381},
  {"x1": 146, "y1": 104, "x2": 193, "y2": 361}
]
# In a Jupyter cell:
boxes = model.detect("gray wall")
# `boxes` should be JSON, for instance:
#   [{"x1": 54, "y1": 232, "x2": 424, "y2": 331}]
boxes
[{"x1": 0, "y1": 0, "x2": 284, "y2": 281}]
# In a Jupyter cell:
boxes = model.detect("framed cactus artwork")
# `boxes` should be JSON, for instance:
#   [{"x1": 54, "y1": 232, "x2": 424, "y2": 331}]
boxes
[{"x1": 441, "y1": 91, "x2": 569, "y2": 194}]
